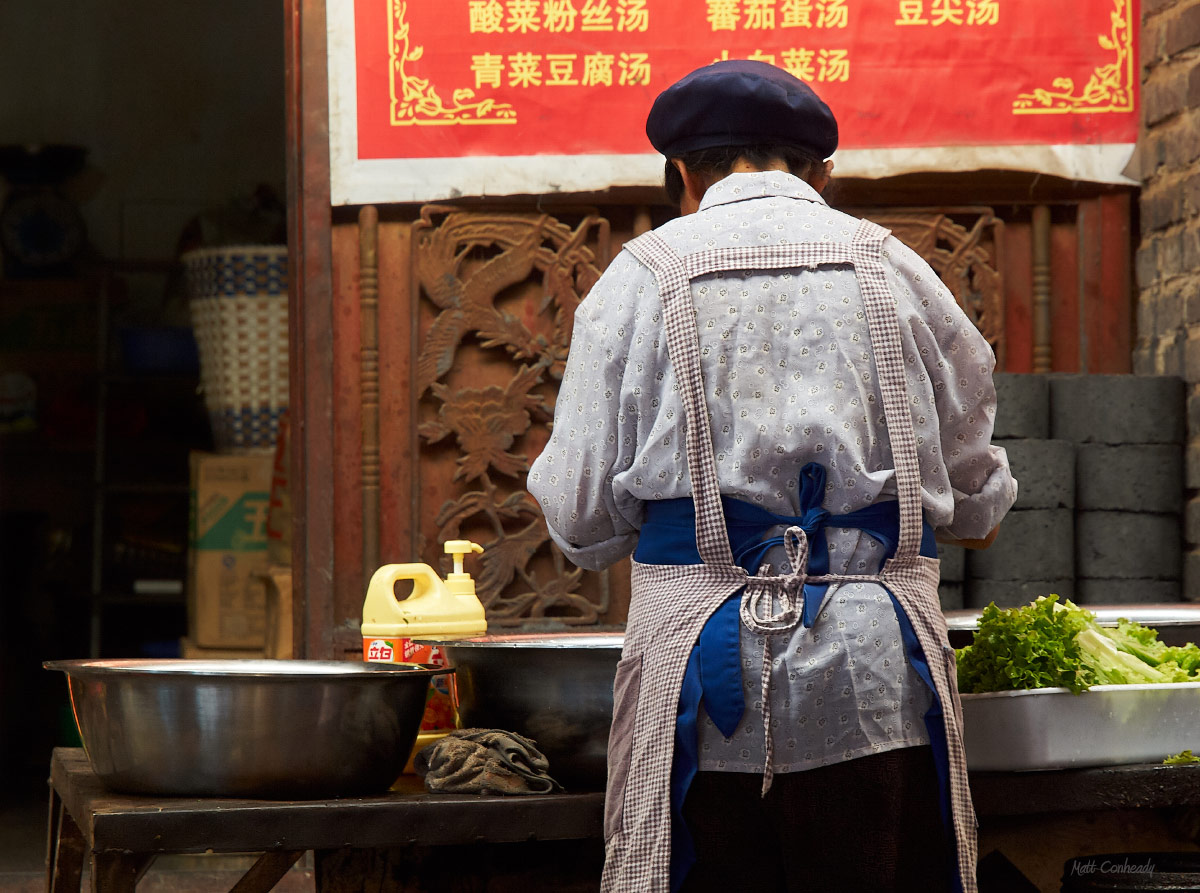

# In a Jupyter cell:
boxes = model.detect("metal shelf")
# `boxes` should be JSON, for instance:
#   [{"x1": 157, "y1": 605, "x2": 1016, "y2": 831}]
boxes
[
  {"x1": 100, "y1": 482, "x2": 190, "y2": 495},
  {"x1": 88, "y1": 266, "x2": 200, "y2": 658}
]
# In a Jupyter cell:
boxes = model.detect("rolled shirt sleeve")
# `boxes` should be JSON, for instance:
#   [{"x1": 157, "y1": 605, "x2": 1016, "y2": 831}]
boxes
[
  {"x1": 528, "y1": 275, "x2": 638, "y2": 570},
  {"x1": 887, "y1": 238, "x2": 1018, "y2": 541}
]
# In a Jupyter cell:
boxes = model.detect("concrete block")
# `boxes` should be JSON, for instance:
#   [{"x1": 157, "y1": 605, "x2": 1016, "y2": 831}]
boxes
[
  {"x1": 967, "y1": 509, "x2": 1074, "y2": 581},
  {"x1": 1158, "y1": 283, "x2": 1185, "y2": 332},
  {"x1": 938, "y1": 582, "x2": 964, "y2": 612},
  {"x1": 1003, "y1": 439, "x2": 1075, "y2": 510},
  {"x1": 1184, "y1": 550, "x2": 1200, "y2": 602},
  {"x1": 1161, "y1": 333, "x2": 1186, "y2": 378},
  {"x1": 1186, "y1": 497, "x2": 1200, "y2": 546},
  {"x1": 1164, "y1": 4, "x2": 1200, "y2": 56},
  {"x1": 1143, "y1": 18, "x2": 1163, "y2": 75},
  {"x1": 1187, "y1": 388, "x2": 1200, "y2": 433},
  {"x1": 1157, "y1": 227, "x2": 1184, "y2": 278},
  {"x1": 1142, "y1": 178, "x2": 1185, "y2": 227},
  {"x1": 1075, "y1": 578, "x2": 1182, "y2": 605},
  {"x1": 965, "y1": 578, "x2": 1075, "y2": 610},
  {"x1": 1075, "y1": 511, "x2": 1182, "y2": 579},
  {"x1": 1175, "y1": 279, "x2": 1200, "y2": 329},
  {"x1": 1187, "y1": 439, "x2": 1200, "y2": 489},
  {"x1": 1185, "y1": 547, "x2": 1200, "y2": 602},
  {"x1": 1049, "y1": 374, "x2": 1185, "y2": 444},
  {"x1": 1137, "y1": 242, "x2": 1160, "y2": 291},
  {"x1": 1185, "y1": 225, "x2": 1200, "y2": 278},
  {"x1": 1142, "y1": 0, "x2": 1176, "y2": 19},
  {"x1": 1133, "y1": 346, "x2": 1157, "y2": 376},
  {"x1": 938, "y1": 544, "x2": 965, "y2": 582},
  {"x1": 993, "y1": 373, "x2": 1049, "y2": 440},
  {"x1": 1075, "y1": 444, "x2": 1184, "y2": 512},
  {"x1": 1138, "y1": 290, "x2": 1158, "y2": 337},
  {"x1": 1185, "y1": 328, "x2": 1200, "y2": 383}
]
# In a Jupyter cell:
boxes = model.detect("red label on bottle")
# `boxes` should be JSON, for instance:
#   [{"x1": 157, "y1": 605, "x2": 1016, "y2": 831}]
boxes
[{"x1": 364, "y1": 639, "x2": 394, "y2": 662}]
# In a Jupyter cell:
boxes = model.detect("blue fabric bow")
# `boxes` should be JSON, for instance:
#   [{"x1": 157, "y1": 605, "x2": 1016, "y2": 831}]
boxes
[
  {"x1": 634, "y1": 462, "x2": 940, "y2": 893},
  {"x1": 635, "y1": 462, "x2": 938, "y2": 737}
]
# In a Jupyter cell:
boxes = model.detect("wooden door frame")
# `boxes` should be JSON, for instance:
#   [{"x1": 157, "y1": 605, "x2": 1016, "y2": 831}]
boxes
[{"x1": 284, "y1": 0, "x2": 337, "y2": 659}]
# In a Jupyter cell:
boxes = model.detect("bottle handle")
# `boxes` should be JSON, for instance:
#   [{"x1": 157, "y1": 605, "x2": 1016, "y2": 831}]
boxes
[{"x1": 364, "y1": 562, "x2": 443, "y2": 607}]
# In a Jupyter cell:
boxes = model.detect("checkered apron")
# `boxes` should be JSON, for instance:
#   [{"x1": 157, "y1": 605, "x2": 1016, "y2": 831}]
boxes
[{"x1": 599, "y1": 220, "x2": 976, "y2": 893}]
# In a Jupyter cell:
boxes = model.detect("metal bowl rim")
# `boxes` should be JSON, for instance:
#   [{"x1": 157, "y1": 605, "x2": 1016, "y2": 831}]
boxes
[
  {"x1": 43, "y1": 658, "x2": 449, "y2": 680},
  {"x1": 960, "y1": 680, "x2": 1200, "y2": 700}
]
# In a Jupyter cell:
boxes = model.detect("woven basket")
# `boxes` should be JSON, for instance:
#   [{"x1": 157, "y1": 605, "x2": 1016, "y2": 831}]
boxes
[
  {"x1": 182, "y1": 244, "x2": 288, "y2": 298},
  {"x1": 184, "y1": 245, "x2": 289, "y2": 454}
]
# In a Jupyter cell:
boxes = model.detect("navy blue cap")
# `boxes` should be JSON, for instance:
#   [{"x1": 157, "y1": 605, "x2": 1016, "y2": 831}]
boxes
[{"x1": 645, "y1": 60, "x2": 838, "y2": 160}]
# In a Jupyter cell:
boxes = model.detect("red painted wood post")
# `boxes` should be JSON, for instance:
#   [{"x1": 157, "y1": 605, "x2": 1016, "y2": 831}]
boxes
[{"x1": 284, "y1": 0, "x2": 337, "y2": 659}]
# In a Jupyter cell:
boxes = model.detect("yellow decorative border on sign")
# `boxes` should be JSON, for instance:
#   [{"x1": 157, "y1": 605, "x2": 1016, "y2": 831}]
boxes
[
  {"x1": 388, "y1": 1, "x2": 517, "y2": 126},
  {"x1": 1013, "y1": 0, "x2": 1134, "y2": 115}
]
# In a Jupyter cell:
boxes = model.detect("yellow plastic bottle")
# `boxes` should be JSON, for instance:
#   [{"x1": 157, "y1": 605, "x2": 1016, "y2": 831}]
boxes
[{"x1": 361, "y1": 540, "x2": 486, "y2": 755}]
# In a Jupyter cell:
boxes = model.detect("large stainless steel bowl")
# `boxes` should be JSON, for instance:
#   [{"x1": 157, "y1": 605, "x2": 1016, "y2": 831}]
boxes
[
  {"x1": 422, "y1": 632, "x2": 623, "y2": 791},
  {"x1": 44, "y1": 658, "x2": 445, "y2": 798}
]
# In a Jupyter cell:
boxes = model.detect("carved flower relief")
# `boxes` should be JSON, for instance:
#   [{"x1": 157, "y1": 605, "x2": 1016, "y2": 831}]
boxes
[{"x1": 418, "y1": 365, "x2": 550, "y2": 483}]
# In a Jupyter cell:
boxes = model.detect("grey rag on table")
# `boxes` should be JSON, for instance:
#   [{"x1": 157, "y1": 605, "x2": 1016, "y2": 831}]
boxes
[{"x1": 414, "y1": 728, "x2": 564, "y2": 795}]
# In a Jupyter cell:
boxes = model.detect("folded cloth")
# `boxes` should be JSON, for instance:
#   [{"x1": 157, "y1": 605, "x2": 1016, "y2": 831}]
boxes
[{"x1": 414, "y1": 728, "x2": 564, "y2": 795}]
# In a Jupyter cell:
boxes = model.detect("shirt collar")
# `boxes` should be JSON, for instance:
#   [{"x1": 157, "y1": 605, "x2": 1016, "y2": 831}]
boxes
[{"x1": 698, "y1": 170, "x2": 827, "y2": 211}]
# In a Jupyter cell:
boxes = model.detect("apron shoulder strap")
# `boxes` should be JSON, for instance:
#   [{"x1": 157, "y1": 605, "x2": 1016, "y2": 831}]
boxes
[
  {"x1": 852, "y1": 217, "x2": 891, "y2": 248},
  {"x1": 622, "y1": 231, "x2": 736, "y2": 568},
  {"x1": 848, "y1": 219, "x2": 925, "y2": 562}
]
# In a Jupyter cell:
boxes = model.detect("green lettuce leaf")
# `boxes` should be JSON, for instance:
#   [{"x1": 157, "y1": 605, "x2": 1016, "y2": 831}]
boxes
[{"x1": 955, "y1": 595, "x2": 1200, "y2": 694}]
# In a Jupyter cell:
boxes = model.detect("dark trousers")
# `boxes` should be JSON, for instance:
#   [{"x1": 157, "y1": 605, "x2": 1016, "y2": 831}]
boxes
[{"x1": 679, "y1": 745, "x2": 952, "y2": 893}]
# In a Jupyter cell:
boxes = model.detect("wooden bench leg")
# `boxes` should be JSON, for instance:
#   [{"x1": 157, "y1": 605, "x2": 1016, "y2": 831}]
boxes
[
  {"x1": 46, "y1": 787, "x2": 85, "y2": 893},
  {"x1": 90, "y1": 853, "x2": 153, "y2": 893},
  {"x1": 230, "y1": 850, "x2": 306, "y2": 893},
  {"x1": 314, "y1": 848, "x2": 379, "y2": 893}
]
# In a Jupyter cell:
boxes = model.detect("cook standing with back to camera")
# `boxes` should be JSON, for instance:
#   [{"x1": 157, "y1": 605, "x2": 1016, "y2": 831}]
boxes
[{"x1": 528, "y1": 59, "x2": 1017, "y2": 893}]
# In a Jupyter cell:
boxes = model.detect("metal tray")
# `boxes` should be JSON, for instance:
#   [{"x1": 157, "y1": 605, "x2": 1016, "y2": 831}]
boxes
[{"x1": 961, "y1": 682, "x2": 1200, "y2": 771}]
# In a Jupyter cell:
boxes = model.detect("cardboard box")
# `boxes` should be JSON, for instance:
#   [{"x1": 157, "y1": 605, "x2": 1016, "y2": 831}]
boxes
[
  {"x1": 266, "y1": 412, "x2": 292, "y2": 567},
  {"x1": 188, "y1": 451, "x2": 273, "y2": 648},
  {"x1": 179, "y1": 636, "x2": 263, "y2": 660}
]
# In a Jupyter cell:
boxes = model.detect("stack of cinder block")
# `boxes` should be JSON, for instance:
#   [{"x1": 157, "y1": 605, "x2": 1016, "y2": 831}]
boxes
[
  {"x1": 1050, "y1": 375, "x2": 1184, "y2": 605},
  {"x1": 938, "y1": 544, "x2": 966, "y2": 610},
  {"x1": 964, "y1": 374, "x2": 1076, "y2": 608}
]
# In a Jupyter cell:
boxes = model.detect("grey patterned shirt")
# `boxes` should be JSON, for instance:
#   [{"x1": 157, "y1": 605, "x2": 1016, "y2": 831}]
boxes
[{"x1": 529, "y1": 171, "x2": 1017, "y2": 772}]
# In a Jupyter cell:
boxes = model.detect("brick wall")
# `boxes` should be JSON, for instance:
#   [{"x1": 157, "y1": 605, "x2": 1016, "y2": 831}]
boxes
[{"x1": 1138, "y1": 0, "x2": 1200, "y2": 599}]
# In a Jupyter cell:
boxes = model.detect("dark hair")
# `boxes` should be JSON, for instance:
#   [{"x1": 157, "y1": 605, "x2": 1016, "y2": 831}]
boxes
[{"x1": 663, "y1": 143, "x2": 823, "y2": 206}]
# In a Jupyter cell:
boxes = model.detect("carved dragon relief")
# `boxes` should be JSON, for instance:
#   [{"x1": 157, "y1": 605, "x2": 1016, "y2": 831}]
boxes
[
  {"x1": 860, "y1": 207, "x2": 1006, "y2": 365},
  {"x1": 411, "y1": 207, "x2": 610, "y2": 625}
]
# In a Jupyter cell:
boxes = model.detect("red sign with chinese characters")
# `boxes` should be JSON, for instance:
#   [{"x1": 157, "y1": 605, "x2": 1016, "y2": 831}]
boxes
[{"x1": 353, "y1": 0, "x2": 1137, "y2": 160}]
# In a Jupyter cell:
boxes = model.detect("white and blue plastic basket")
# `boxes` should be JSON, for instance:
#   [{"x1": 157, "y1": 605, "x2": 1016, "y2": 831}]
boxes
[{"x1": 183, "y1": 245, "x2": 289, "y2": 454}]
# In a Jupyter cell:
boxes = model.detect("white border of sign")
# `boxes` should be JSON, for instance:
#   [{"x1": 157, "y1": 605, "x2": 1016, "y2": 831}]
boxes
[{"x1": 327, "y1": 0, "x2": 1137, "y2": 207}]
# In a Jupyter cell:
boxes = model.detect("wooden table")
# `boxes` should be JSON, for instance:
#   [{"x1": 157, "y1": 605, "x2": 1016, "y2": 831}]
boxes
[
  {"x1": 46, "y1": 746, "x2": 1200, "y2": 892},
  {"x1": 45, "y1": 748, "x2": 606, "y2": 893},
  {"x1": 970, "y1": 760, "x2": 1200, "y2": 815}
]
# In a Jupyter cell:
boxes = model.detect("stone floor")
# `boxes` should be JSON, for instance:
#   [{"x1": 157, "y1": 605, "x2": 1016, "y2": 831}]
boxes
[{"x1": 0, "y1": 782, "x2": 316, "y2": 893}]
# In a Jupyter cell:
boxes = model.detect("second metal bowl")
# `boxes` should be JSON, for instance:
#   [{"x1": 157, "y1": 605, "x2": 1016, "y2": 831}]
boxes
[{"x1": 422, "y1": 632, "x2": 623, "y2": 790}]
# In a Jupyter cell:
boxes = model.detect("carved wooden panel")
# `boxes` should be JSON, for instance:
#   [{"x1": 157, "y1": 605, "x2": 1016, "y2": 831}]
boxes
[
  {"x1": 858, "y1": 207, "x2": 1006, "y2": 366},
  {"x1": 410, "y1": 207, "x2": 612, "y2": 626}
]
